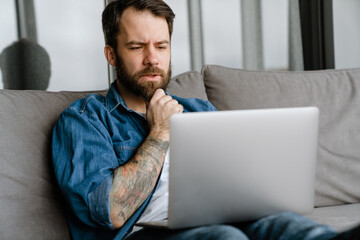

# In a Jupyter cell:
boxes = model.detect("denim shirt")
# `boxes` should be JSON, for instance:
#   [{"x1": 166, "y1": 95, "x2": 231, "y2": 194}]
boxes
[{"x1": 52, "y1": 81, "x2": 216, "y2": 240}]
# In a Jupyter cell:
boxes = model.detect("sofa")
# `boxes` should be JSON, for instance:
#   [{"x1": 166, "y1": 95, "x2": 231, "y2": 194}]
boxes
[{"x1": 0, "y1": 65, "x2": 359, "y2": 239}]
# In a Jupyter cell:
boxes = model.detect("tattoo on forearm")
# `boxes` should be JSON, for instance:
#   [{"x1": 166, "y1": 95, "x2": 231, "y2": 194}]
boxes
[{"x1": 110, "y1": 136, "x2": 169, "y2": 227}]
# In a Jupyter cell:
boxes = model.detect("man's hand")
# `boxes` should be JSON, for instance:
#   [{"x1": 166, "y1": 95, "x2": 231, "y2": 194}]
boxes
[{"x1": 146, "y1": 89, "x2": 183, "y2": 141}]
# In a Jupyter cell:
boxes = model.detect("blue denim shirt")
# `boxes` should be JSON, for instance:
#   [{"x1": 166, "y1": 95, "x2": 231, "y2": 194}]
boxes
[{"x1": 52, "y1": 81, "x2": 216, "y2": 240}]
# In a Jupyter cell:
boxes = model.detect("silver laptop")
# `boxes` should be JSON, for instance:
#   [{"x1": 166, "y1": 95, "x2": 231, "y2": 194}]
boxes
[{"x1": 137, "y1": 107, "x2": 319, "y2": 229}]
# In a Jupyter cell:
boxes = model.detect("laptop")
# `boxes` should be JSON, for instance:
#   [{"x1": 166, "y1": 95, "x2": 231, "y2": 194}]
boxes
[{"x1": 137, "y1": 107, "x2": 319, "y2": 229}]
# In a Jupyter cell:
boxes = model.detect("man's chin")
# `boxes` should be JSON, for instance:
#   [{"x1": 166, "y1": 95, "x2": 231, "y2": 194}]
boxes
[
  {"x1": 139, "y1": 79, "x2": 167, "y2": 91},
  {"x1": 140, "y1": 81, "x2": 170, "y2": 102}
]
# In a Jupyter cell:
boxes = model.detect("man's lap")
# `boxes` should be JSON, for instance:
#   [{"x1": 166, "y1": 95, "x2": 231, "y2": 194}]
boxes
[
  {"x1": 125, "y1": 224, "x2": 248, "y2": 240},
  {"x1": 235, "y1": 212, "x2": 337, "y2": 240},
  {"x1": 125, "y1": 212, "x2": 338, "y2": 240}
]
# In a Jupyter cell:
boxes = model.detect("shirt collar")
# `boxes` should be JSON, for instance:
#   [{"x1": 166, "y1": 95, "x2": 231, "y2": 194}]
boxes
[{"x1": 105, "y1": 81, "x2": 131, "y2": 113}]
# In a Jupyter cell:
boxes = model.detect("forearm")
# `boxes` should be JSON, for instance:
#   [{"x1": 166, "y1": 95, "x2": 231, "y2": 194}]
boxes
[{"x1": 109, "y1": 134, "x2": 169, "y2": 229}]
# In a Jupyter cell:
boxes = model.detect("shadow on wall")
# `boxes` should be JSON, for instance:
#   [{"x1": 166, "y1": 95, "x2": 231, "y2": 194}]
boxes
[{"x1": 0, "y1": 38, "x2": 51, "y2": 90}]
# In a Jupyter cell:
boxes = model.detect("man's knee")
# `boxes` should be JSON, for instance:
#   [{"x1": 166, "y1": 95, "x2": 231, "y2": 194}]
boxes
[
  {"x1": 268, "y1": 211, "x2": 304, "y2": 222},
  {"x1": 243, "y1": 212, "x2": 337, "y2": 240},
  {"x1": 195, "y1": 225, "x2": 248, "y2": 240},
  {"x1": 267, "y1": 211, "x2": 316, "y2": 225}
]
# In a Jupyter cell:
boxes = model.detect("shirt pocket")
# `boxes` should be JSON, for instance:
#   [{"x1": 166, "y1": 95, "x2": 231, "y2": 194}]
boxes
[{"x1": 113, "y1": 142, "x2": 138, "y2": 165}]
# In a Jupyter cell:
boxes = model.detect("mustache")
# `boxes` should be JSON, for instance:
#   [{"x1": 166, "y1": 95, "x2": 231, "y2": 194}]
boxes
[{"x1": 135, "y1": 66, "x2": 166, "y2": 78}]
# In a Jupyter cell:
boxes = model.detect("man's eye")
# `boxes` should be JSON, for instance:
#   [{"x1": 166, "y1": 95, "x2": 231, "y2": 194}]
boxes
[
  {"x1": 130, "y1": 46, "x2": 142, "y2": 50},
  {"x1": 158, "y1": 46, "x2": 167, "y2": 49}
]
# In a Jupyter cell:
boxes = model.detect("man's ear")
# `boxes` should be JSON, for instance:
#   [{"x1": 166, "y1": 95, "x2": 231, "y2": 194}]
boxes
[{"x1": 104, "y1": 45, "x2": 116, "y2": 66}]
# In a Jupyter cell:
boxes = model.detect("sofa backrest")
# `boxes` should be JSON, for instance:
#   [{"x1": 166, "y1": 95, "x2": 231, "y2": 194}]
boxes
[
  {"x1": 0, "y1": 72, "x2": 207, "y2": 239},
  {"x1": 200, "y1": 65, "x2": 360, "y2": 208},
  {"x1": 0, "y1": 72, "x2": 206, "y2": 239},
  {"x1": 166, "y1": 70, "x2": 208, "y2": 100},
  {"x1": 169, "y1": 65, "x2": 360, "y2": 207},
  {"x1": 0, "y1": 89, "x2": 105, "y2": 239},
  {"x1": 1, "y1": 65, "x2": 360, "y2": 239}
]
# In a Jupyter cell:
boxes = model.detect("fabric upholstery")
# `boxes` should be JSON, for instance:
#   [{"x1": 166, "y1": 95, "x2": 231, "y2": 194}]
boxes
[
  {"x1": 0, "y1": 71, "x2": 205, "y2": 239},
  {"x1": 166, "y1": 71, "x2": 208, "y2": 100},
  {"x1": 1, "y1": 66, "x2": 360, "y2": 237},
  {"x1": 0, "y1": 89, "x2": 105, "y2": 239},
  {"x1": 306, "y1": 203, "x2": 360, "y2": 232},
  {"x1": 202, "y1": 65, "x2": 360, "y2": 208},
  {"x1": 0, "y1": 70, "x2": 205, "y2": 239}
]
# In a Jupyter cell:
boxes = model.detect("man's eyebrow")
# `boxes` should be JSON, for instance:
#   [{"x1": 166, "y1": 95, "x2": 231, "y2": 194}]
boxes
[
  {"x1": 126, "y1": 41, "x2": 145, "y2": 46},
  {"x1": 126, "y1": 40, "x2": 169, "y2": 46},
  {"x1": 156, "y1": 40, "x2": 170, "y2": 45}
]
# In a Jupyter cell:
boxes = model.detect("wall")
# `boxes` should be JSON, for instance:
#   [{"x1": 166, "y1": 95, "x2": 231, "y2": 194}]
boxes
[
  {"x1": 167, "y1": 0, "x2": 289, "y2": 73},
  {"x1": 0, "y1": 0, "x2": 17, "y2": 89},
  {"x1": 333, "y1": 0, "x2": 360, "y2": 69},
  {"x1": 0, "y1": 0, "x2": 359, "y2": 91},
  {"x1": 35, "y1": 0, "x2": 108, "y2": 91}
]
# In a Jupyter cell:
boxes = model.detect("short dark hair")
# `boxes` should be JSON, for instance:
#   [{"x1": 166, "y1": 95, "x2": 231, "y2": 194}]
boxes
[{"x1": 102, "y1": 0, "x2": 175, "y2": 50}]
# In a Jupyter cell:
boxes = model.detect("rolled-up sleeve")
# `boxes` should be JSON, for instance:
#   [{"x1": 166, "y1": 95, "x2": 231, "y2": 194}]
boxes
[
  {"x1": 52, "y1": 106, "x2": 118, "y2": 230},
  {"x1": 88, "y1": 175, "x2": 113, "y2": 228}
]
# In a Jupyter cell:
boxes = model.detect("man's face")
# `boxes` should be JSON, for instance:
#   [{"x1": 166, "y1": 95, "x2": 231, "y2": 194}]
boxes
[{"x1": 115, "y1": 7, "x2": 171, "y2": 102}]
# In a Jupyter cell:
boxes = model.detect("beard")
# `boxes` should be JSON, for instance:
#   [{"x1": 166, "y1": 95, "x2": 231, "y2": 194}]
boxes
[{"x1": 115, "y1": 54, "x2": 172, "y2": 103}]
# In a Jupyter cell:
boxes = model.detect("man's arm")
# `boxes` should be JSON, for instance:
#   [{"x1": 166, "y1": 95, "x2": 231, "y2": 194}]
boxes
[
  {"x1": 109, "y1": 134, "x2": 168, "y2": 229},
  {"x1": 109, "y1": 89, "x2": 183, "y2": 229}
]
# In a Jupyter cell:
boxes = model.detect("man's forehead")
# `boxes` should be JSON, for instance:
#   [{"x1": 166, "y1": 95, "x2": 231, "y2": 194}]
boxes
[
  {"x1": 117, "y1": 8, "x2": 170, "y2": 43},
  {"x1": 120, "y1": 7, "x2": 168, "y2": 30}
]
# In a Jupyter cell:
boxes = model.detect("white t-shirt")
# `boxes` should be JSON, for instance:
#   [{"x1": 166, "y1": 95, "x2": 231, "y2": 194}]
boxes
[{"x1": 130, "y1": 148, "x2": 170, "y2": 233}]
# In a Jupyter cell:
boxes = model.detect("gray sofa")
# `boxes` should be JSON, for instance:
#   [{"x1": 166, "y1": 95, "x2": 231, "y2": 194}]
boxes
[{"x1": 1, "y1": 65, "x2": 359, "y2": 239}]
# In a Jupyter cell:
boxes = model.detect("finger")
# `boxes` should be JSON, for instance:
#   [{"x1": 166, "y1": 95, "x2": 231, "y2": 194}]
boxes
[
  {"x1": 178, "y1": 104, "x2": 184, "y2": 113},
  {"x1": 158, "y1": 95, "x2": 174, "y2": 106},
  {"x1": 173, "y1": 104, "x2": 183, "y2": 114},
  {"x1": 166, "y1": 101, "x2": 182, "y2": 114},
  {"x1": 149, "y1": 89, "x2": 166, "y2": 103}
]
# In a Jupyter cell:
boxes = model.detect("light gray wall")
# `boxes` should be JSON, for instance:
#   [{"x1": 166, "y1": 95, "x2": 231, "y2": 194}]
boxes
[
  {"x1": 0, "y1": 0, "x2": 17, "y2": 89},
  {"x1": 164, "y1": 0, "x2": 191, "y2": 76},
  {"x1": 202, "y1": 0, "x2": 243, "y2": 69},
  {"x1": 35, "y1": 0, "x2": 108, "y2": 91},
  {"x1": 0, "y1": 0, "x2": 359, "y2": 91},
  {"x1": 167, "y1": 0, "x2": 289, "y2": 73},
  {"x1": 333, "y1": 0, "x2": 360, "y2": 69},
  {"x1": 262, "y1": 0, "x2": 288, "y2": 70}
]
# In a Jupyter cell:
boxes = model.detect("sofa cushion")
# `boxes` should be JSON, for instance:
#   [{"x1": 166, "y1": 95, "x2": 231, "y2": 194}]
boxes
[
  {"x1": 0, "y1": 89, "x2": 105, "y2": 240},
  {"x1": 166, "y1": 71, "x2": 208, "y2": 100},
  {"x1": 305, "y1": 203, "x2": 360, "y2": 232},
  {"x1": 202, "y1": 65, "x2": 360, "y2": 207}
]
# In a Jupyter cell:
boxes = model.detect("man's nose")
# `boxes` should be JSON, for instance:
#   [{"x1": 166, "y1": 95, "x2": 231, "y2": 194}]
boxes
[{"x1": 143, "y1": 47, "x2": 159, "y2": 66}]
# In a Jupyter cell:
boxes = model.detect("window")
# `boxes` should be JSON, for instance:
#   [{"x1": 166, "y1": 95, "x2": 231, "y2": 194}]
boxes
[
  {"x1": 0, "y1": 0, "x2": 17, "y2": 89},
  {"x1": 35, "y1": 0, "x2": 108, "y2": 91},
  {"x1": 333, "y1": 0, "x2": 360, "y2": 69}
]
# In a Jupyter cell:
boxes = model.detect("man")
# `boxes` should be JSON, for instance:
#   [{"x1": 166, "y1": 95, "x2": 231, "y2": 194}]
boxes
[{"x1": 52, "y1": 0, "x2": 359, "y2": 239}]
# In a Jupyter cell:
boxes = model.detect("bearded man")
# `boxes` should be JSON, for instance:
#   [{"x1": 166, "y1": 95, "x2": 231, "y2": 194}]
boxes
[{"x1": 52, "y1": 0, "x2": 359, "y2": 239}]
